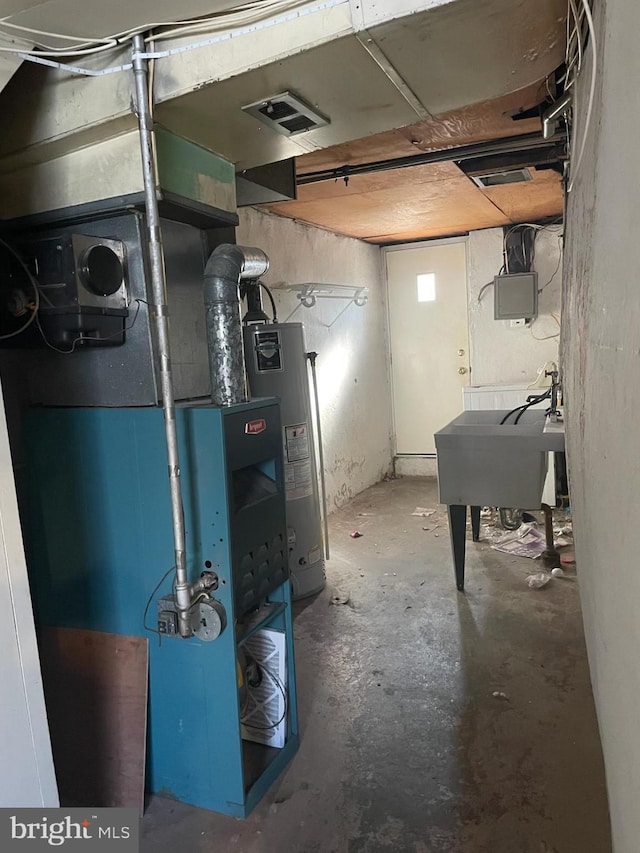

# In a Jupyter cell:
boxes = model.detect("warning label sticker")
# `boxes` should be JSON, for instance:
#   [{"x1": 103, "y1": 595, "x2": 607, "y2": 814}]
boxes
[
  {"x1": 285, "y1": 423, "x2": 310, "y2": 462},
  {"x1": 284, "y1": 423, "x2": 312, "y2": 500}
]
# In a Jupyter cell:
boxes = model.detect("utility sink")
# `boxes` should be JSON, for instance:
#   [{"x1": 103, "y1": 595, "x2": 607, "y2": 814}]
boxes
[{"x1": 435, "y1": 409, "x2": 565, "y2": 509}]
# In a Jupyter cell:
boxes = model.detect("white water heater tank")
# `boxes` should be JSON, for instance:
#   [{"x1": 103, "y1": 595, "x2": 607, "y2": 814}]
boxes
[{"x1": 243, "y1": 322, "x2": 326, "y2": 599}]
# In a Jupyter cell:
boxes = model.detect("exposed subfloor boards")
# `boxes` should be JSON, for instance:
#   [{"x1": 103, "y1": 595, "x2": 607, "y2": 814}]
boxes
[{"x1": 141, "y1": 476, "x2": 611, "y2": 853}]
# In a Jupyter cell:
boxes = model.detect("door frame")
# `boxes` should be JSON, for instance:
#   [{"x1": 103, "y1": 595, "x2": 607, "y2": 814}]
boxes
[{"x1": 383, "y1": 236, "x2": 470, "y2": 459}]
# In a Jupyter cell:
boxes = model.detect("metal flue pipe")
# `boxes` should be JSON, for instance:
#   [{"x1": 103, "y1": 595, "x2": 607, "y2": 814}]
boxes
[
  {"x1": 204, "y1": 244, "x2": 269, "y2": 406},
  {"x1": 132, "y1": 35, "x2": 192, "y2": 638}
]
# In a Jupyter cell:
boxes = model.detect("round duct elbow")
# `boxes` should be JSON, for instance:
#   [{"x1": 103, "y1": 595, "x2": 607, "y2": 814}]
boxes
[{"x1": 203, "y1": 244, "x2": 270, "y2": 407}]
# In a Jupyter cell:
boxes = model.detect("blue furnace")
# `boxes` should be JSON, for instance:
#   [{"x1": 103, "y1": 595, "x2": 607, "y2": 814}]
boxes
[{"x1": 26, "y1": 398, "x2": 299, "y2": 816}]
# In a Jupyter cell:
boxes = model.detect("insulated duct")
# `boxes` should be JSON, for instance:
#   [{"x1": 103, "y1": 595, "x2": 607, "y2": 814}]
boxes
[{"x1": 204, "y1": 244, "x2": 269, "y2": 406}]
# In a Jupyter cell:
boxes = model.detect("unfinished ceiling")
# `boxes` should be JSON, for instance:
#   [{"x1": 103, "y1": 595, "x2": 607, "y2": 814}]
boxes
[
  {"x1": 154, "y1": 0, "x2": 566, "y2": 171},
  {"x1": 0, "y1": 0, "x2": 565, "y2": 239},
  {"x1": 261, "y1": 83, "x2": 564, "y2": 243}
]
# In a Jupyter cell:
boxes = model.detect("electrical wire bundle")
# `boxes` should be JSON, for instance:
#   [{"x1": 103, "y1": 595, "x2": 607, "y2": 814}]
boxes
[
  {"x1": 0, "y1": 236, "x2": 144, "y2": 351},
  {"x1": 503, "y1": 224, "x2": 536, "y2": 275},
  {"x1": 499, "y1": 388, "x2": 552, "y2": 425},
  {"x1": 0, "y1": 236, "x2": 40, "y2": 341},
  {"x1": 0, "y1": 0, "x2": 342, "y2": 76},
  {"x1": 564, "y1": 0, "x2": 597, "y2": 192}
]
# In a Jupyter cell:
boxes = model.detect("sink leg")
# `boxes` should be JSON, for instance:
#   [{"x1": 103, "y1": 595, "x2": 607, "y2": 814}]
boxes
[
  {"x1": 541, "y1": 502, "x2": 560, "y2": 563},
  {"x1": 448, "y1": 504, "x2": 467, "y2": 591},
  {"x1": 471, "y1": 505, "x2": 481, "y2": 542}
]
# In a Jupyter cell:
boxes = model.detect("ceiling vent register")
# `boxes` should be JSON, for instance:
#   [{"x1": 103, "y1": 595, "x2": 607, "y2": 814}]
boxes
[{"x1": 242, "y1": 91, "x2": 329, "y2": 137}]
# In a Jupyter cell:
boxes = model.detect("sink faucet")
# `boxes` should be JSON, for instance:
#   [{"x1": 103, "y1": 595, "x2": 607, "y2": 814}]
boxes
[{"x1": 545, "y1": 369, "x2": 561, "y2": 422}]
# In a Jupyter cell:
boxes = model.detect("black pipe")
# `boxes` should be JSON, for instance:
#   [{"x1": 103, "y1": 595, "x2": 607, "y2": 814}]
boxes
[
  {"x1": 499, "y1": 389, "x2": 551, "y2": 425},
  {"x1": 242, "y1": 280, "x2": 269, "y2": 324},
  {"x1": 259, "y1": 282, "x2": 278, "y2": 324},
  {"x1": 297, "y1": 132, "x2": 567, "y2": 186},
  {"x1": 514, "y1": 389, "x2": 552, "y2": 424}
]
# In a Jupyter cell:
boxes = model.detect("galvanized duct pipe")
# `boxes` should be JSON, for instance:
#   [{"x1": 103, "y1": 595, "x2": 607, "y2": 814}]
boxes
[
  {"x1": 132, "y1": 35, "x2": 192, "y2": 638},
  {"x1": 204, "y1": 244, "x2": 269, "y2": 406}
]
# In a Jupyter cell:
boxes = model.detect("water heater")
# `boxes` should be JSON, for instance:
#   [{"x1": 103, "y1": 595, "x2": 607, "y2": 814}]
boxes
[{"x1": 244, "y1": 322, "x2": 326, "y2": 599}]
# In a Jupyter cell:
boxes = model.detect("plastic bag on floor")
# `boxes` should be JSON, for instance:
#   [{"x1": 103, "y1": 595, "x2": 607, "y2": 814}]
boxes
[
  {"x1": 526, "y1": 572, "x2": 552, "y2": 589},
  {"x1": 491, "y1": 523, "x2": 547, "y2": 558}
]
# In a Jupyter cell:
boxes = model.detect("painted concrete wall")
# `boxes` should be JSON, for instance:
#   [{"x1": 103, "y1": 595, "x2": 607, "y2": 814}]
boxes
[
  {"x1": 468, "y1": 225, "x2": 563, "y2": 387},
  {"x1": 563, "y1": 1, "x2": 637, "y2": 849},
  {"x1": 237, "y1": 207, "x2": 393, "y2": 512}
]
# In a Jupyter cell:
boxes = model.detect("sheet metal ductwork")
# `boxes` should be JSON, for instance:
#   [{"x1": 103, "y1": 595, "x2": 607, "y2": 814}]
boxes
[{"x1": 204, "y1": 244, "x2": 269, "y2": 406}]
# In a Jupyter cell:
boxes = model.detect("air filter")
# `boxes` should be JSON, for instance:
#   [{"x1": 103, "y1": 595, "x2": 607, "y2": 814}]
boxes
[{"x1": 240, "y1": 629, "x2": 287, "y2": 748}]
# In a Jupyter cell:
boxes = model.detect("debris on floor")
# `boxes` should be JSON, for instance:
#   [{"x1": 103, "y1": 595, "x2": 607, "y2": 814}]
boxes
[
  {"x1": 142, "y1": 479, "x2": 609, "y2": 853},
  {"x1": 330, "y1": 591, "x2": 350, "y2": 606},
  {"x1": 551, "y1": 567, "x2": 565, "y2": 578},
  {"x1": 412, "y1": 507, "x2": 435, "y2": 517},
  {"x1": 479, "y1": 508, "x2": 574, "y2": 550},
  {"x1": 526, "y1": 572, "x2": 553, "y2": 589},
  {"x1": 491, "y1": 524, "x2": 547, "y2": 559},
  {"x1": 480, "y1": 524, "x2": 508, "y2": 544},
  {"x1": 554, "y1": 523, "x2": 574, "y2": 548},
  {"x1": 350, "y1": 530, "x2": 363, "y2": 538}
]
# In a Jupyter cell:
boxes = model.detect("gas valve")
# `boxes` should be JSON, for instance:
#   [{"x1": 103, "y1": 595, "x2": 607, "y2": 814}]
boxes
[{"x1": 191, "y1": 598, "x2": 226, "y2": 642}]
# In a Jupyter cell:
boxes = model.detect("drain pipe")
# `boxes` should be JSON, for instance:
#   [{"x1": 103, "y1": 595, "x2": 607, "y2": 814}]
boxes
[
  {"x1": 132, "y1": 35, "x2": 192, "y2": 638},
  {"x1": 204, "y1": 244, "x2": 269, "y2": 406}
]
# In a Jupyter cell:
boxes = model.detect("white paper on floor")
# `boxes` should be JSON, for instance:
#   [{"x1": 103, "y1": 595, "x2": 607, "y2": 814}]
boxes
[
  {"x1": 491, "y1": 523, "x2": 547, "y2": 559},
  {"x1": 412, "y1": 507, "x2": 435, "y2": 517}
]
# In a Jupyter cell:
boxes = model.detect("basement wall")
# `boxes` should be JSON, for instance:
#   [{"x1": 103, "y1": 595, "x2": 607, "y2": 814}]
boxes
[
  {"x1": 467, "y1": 225, "x2": 563, "y2": 387},
  {"x1": 237, "y1": 207, "x2": 393, "y2": 512},
  {"x1": 563, "y1": 0, "x2": 635, "y2": 849}
]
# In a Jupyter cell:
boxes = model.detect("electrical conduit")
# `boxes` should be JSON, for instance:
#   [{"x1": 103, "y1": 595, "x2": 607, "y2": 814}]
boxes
[{"x1": 132, "y1": 34, "x2": 192, "y2": 637}]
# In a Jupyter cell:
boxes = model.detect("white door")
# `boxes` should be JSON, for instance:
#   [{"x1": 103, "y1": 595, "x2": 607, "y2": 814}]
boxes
[
  {"x1": 386, "y1": 241, "x2": 470, "y2": 454},
  {"x1": 0, "y1": 381, "x2": 58, "y2": 807}
]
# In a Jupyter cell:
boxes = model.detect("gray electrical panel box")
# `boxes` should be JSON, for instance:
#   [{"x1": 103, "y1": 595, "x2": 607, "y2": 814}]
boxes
[{"x1": 494, "y1": 272, "x2": 538, "y2": 320}]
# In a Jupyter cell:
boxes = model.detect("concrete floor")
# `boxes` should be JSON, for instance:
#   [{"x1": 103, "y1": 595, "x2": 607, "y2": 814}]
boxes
[{"x1": 142, "y1": 477, "x2": 611, "y2": 853}]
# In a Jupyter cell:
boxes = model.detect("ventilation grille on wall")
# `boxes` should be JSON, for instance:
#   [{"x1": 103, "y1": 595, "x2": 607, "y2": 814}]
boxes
[
  {"x1": 471, "y1": 168, "x2": 532, "y2": 188},
  {"x1": 241, "y1": 91, "x2": 329, "y2": 137}
]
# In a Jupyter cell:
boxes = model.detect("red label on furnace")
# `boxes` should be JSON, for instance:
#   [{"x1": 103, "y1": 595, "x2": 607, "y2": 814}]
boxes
[{"x1": 245, "y1": 419, "x2": 267, "y2": 435}]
